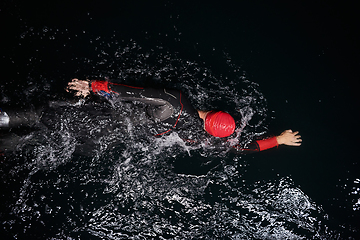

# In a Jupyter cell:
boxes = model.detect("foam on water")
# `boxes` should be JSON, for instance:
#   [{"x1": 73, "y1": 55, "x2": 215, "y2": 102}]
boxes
[
  {"x1": 351, "y1": 178, "x2": 360, "y2": 211},
  {"x1": 0, "y1": 30, "x2": 337, "y2": 239}
]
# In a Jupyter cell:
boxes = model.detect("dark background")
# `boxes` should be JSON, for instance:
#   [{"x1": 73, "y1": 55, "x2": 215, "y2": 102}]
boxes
[{"x1": 1, "y1": 0, "x2": 360, "y2": 238}]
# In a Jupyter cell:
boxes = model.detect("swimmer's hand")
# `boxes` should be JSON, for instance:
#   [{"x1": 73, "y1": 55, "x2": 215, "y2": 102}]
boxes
[
  {"x1": 66, "y1": 79, "x2": 90, "y2": 98},
  {"x1": 276, "y1": 130, "x2": 302, "y2": 146}
]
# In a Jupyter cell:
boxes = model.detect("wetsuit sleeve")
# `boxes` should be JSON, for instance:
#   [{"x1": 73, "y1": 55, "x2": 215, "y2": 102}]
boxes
[
  {"x1": 91, "y1": 80, "x2": 109, "y2": 93},
  {"x1": 232, "y1": 136, "x2": 279, "y2": 154},
  {"x1": 256, "y1": 136, "x2": 279, "y2": 151},
  {"x1": 90, "y1": 80, "x2": 112, "y2": 98},
  {"x1": 90, "y1": 80, "x2": 145, "y2": 99}
]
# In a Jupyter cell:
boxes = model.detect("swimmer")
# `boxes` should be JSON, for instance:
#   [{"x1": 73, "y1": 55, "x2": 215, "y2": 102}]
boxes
[{"x1": 65, "y1": 79, "x2": 302, "y2": 152}]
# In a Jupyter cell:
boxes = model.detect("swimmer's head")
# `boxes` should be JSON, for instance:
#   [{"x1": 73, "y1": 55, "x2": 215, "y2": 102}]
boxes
[{"x1": 203, "y1": 111, "x2": 235, "y2": 138}]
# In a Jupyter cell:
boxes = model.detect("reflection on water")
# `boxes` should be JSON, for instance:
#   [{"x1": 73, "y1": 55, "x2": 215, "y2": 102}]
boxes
[{"x1": 1, "y1": 34, "x2": 335, "y2": 239}]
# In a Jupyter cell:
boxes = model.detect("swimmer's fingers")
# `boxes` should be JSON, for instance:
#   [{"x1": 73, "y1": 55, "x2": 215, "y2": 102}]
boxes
[
  {"x1": 66, "y1": 79, "x2": 90, "y2": 97},
  {"x1": 74, "y1": 88, "x2": 90, "y2": 97},
  {"x1": 293, "y1": 131, "x2": 302, "y2": 141},
  {"x1": 288, "y1": 131, "x2": 302, "y2": 146},
  {"x1": 288, "y1": 138, "x2": 302, "y2": 146},
  {"x1": 66, "y1": 79, "x2": 80, "y2": 92}
]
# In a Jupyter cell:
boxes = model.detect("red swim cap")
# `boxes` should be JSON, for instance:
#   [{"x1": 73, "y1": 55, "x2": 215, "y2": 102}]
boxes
[{"x1": 204, "y1": 111, "x2": 235, "y2": 138}]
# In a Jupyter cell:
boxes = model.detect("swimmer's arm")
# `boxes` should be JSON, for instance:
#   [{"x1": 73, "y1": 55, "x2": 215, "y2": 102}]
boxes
[
  {"x1": 232, "y1": 130, "x2": 302, "y2": 153},
  {"x1": 66, "y1": 79, "x2": 113, "y2": 98},
  {"x1": 254, "y1": 130, "x2": 302, "y2": 151}
]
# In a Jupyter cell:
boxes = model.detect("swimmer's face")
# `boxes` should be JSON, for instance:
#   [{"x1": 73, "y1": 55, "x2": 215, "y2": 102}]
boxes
[{"x1": 196, "y1": 110, "x2": 210, "y2": 130}]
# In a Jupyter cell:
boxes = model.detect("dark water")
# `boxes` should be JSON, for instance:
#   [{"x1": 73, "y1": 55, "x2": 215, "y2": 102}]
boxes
[{"x1": 1, "y1": 1, "x2": 359, "y2": 239}]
